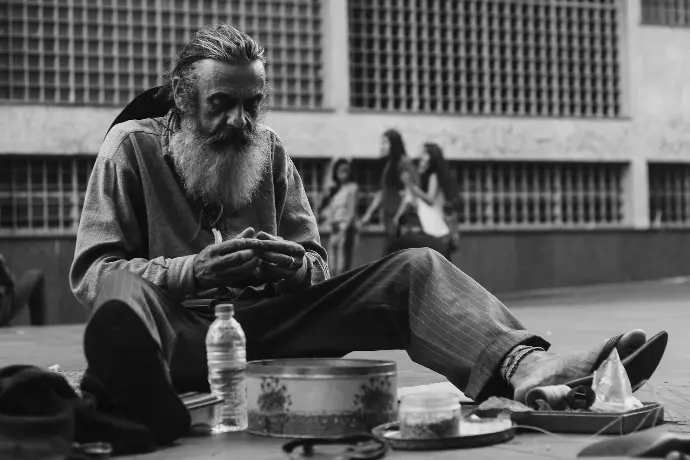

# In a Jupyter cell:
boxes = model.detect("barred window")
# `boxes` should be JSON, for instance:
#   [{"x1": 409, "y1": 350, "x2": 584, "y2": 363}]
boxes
[
  {"x1": 648, "y1": 163, "x2": 690, "y2": 226},
  {"x1": 641, "y1": 0, "x2": 690, "y2": 27},
  {"x1": 291, "y1": 158, "x2": 330, "y2": 212},
  {"x1": 295, "y1": 159, "x2": 626, "y2": 231},
  {"x1": 351, "y1": 158, "x2": 385, "y2": 226},
  {"x1": 292, "y1": 158, "x2": 385, "y2": 230},
  {"x1": 348, "y1": 0, "x2": 622, "y2": 117},
  {"x1": 0, "y1": 156, "x2": 95, "y2": 235},
  {"x1": 0, "y1": 0, "x2": 324, "y2": 109},
  {"x1": 451, "y1": 161, "x2": 626, "y2": 228}
]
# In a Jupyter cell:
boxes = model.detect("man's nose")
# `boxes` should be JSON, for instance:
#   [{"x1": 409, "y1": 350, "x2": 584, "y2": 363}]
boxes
[{"x1": 227, "y1": 107, "x2": 246, "y2": 129}]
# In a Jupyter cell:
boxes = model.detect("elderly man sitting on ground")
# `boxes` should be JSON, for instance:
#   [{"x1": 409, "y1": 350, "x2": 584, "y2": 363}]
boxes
[{"x1": 70, "y1": 23, "x2": 665, "y2": 446}]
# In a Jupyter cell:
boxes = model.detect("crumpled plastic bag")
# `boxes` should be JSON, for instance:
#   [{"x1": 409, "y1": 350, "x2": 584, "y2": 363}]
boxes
[{"x1": 590, "y1": 348, "x2": 643, "y2": 413}]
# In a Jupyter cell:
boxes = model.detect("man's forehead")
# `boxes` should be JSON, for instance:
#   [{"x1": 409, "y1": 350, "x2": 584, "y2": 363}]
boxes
[{"x1": 197, "y1": 59, "x2": 266, "y2": 94}]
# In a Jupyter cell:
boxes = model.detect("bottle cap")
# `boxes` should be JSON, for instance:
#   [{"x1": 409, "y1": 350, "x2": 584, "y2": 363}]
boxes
[{"x1": 215, "y1": 303, "x2": 234, "y2": 314}]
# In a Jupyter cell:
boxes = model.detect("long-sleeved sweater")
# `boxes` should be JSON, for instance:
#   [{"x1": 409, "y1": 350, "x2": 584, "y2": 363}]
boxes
[{"x1": 70, "y1": 113, "x2": 329, "y2": 309}]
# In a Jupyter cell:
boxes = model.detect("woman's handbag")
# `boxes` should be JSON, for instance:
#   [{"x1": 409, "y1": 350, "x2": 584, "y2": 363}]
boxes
[
  {"x1": 389, "y1": 193, "x2": 452, "y2": 257},
  {"x1": 414, "y1": 196, "x2": 450, "y2": 238}
]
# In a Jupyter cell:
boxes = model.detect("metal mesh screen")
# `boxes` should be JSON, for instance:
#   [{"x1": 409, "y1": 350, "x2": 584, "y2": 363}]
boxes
[
  {"x1": 0, "y1": 0, "x2": 324, "y2": 109},
  {"x1": 348, "y1": 0, "x2": 622, "y2": 117}
]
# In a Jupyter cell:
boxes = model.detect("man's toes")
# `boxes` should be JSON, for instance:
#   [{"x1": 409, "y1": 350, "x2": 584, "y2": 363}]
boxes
[{"x1": 615, "y1": 329, "x2": 646, "y2": 359}]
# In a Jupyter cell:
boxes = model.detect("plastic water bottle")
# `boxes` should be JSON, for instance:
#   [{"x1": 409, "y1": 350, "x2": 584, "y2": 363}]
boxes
[{"x1": 206, "y1": 302, "x2": 248, "y2": 432}]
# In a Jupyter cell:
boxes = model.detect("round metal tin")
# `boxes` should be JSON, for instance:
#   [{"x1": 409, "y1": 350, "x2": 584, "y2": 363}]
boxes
[{"x1": 247, "y1": 358, "x2": 398, "y2": 438}]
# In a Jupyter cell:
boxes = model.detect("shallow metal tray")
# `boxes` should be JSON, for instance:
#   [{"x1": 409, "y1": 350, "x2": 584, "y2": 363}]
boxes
[
  {"x1": 372, "y1": 421, "x2": 517, "y2": 451},
  {"x1": 510, "y1": 402, "x2": 665, "y2": 435}
]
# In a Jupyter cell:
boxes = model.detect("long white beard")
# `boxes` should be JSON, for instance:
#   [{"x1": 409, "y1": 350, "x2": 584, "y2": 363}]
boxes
[{"x1": 169, "y1": 116, "x2": 271, "y2": 209}]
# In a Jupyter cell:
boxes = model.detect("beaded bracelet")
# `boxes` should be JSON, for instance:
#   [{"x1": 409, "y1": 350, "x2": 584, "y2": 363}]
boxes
[
  {"x1": 500, "y1": 345, "x2": 532, "y2": 382},
  {"x1": 506, "y1": 346, "x2": 545, "y2": 383}
]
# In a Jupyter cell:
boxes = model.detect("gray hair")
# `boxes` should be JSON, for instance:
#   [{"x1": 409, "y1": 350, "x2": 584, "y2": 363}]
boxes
[{"x1": 164, "y1": 23, "x2": 267, "y2": 112}]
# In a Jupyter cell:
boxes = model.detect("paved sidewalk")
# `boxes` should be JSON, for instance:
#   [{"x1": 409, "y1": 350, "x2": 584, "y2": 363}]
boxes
[{"x1": 1, "y1": 278, "x2": 688, "y2": 459}]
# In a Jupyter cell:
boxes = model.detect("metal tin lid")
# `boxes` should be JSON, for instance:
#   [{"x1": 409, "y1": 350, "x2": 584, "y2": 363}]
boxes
[{"x1": 247, "y1": 358, "x2": 397, "y2": 376}]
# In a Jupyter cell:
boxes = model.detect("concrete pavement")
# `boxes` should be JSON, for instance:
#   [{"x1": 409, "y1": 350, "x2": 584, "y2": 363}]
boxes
[{"x1": 1, "y1": 277, "x2": 689, "y2": 458}]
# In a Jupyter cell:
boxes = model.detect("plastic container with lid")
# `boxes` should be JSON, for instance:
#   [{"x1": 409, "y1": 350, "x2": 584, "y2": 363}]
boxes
[{"x1": 398, "y1": 393, "x2": 461, "y2": 439}]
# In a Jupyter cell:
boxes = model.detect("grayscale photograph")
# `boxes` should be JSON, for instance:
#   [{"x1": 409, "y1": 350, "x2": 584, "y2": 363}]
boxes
[{"x1": 0, "y1": 1, "x2": 686, "y2": 459}]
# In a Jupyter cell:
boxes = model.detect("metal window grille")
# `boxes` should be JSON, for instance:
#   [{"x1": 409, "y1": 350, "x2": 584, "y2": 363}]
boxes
[
  {"x1": 641, "y1": 0, "x2": 690, "y2": 27},
  {"x1": 0, "y1": 156, "x2": 627, "y2": 235},
  {"x1": 294, "y1": 158, "x2": 626, "y2": 231},
  {"x1": 348, "y1": 0, "x2": 622, "y2": 118},
  {"x1": 452, "y1": 161, "x2": 625, "y2": 228},
  {"x1": 291, "y1": 158, "x2": 387, "y2": 230},
  {"x1": 291, "y1": 157, "x2": 330, "y2": 212},
  {"x1": 0, "y1": 155, "x2": 96, "y2": 235},
  {"x1": 0, "y1": 0, "x2": 324, "y2": 109},
  {"x1": 648, "y1": 163, "x2": 690, "y2": 226}
]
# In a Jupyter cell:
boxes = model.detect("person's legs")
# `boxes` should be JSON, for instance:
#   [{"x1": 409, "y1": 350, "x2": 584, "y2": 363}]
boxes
[
  {"x1": 325, "y1": 225, "x2": 337, "y2": 276},
  {"x1": 343, "y1": 224, "x2": 357, "y2": 272},
  {"x1": 234, "y1": 247, "x2": 548, "y2": 402},
  {"x1": 14, "y1": 270, "x2": 46, "y2": 325},
  {"x1": 0, "y1": 294, "x2": 23, "y2": 327},
  {"x1": 81, "y1": 269, "x2": 211, "y2": 444},
  {"x1": 80, "y1": 252, "x2": 650, "y2": 444},
  {"x1": 441, "y1": 235, "x2": 453, "y2": 260},
  {"x1": 382, "y1": 217, "x2": 398, "y2": 257},
  {"x1": 0, "y1": 270, "x2": 46, "y2": 327},
  {"x1": 236, "y1": 248, "x2": 648, "y2": 403},
  {"x1": 333, "y1": 227, "x2": 347, "y2": 276}
]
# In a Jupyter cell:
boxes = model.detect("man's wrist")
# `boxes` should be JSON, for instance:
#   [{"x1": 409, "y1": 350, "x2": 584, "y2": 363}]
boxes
[
  {"x1": 279, "y1": 254, "x2": 311, "y2": 291},
  {"x1": 293, "y1": 254, "x2": 310, "y2": 284}
]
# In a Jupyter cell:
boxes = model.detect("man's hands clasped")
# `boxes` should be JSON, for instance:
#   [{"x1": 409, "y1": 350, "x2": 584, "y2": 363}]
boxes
[
  {"x1": 192, "y1": 227, "x2": 308, "y2": 291},
  {"x1": 254, "y1": 231, "x2": 308, "y2": 288}
]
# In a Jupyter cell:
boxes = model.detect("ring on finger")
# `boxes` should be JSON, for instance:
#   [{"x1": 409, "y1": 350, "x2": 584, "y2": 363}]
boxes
[{"x1": 288, "y1": 256, "x2": 295, "y2": 269}]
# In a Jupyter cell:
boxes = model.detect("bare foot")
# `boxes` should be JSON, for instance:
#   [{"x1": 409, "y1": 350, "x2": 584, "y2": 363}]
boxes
[{"x1": 511, "y1": 329, "x2": 647, "y2": 403}]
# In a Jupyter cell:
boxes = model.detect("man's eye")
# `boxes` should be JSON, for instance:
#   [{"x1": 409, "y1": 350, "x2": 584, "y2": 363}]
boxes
[
  {"x1": 208, "y1": 101, "x2": 223, "y2": 112},
  {"x1": 244, "y1": 98, "x2": 262, "y2": 113},
  {"x1": 210, "y1": 98, "x2": 234, "y2": 109}
]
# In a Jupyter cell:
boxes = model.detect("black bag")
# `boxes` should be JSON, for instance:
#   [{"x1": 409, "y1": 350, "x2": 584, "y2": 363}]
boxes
[
  {"x1": 387, "y1": 211, "x2": 452, "y2": 258},
  {"x1": 106, "y1": 85, "x2": 174, "y2": 138},
  {"x1": 0, "y1": 365, "x2": 155, "y2": 457}
]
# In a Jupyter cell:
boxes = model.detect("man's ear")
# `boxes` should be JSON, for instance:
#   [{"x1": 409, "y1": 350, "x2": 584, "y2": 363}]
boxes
[{"x1": 171, "y1": 75, "x2": 182, "y2": 110}]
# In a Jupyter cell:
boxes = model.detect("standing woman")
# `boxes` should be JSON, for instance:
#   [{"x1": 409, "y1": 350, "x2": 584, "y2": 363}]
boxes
[
  {"x1": 360, "y1": 129, "x2": 419, "y2": 254},
  {"x1": 391, "y1": 143, "x2": 461, "y2": 259},
  {"x1": 318, "y1": 158, "x2": 360, "y2": 276}
]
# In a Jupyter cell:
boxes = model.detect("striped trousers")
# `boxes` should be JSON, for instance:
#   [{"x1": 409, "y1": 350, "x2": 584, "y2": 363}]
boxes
[{"x1": 92, "y1": 247, "x2": 550, "y2": 402}]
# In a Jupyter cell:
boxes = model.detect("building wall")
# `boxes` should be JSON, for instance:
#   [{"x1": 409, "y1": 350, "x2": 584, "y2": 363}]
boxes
[
  {"x1": 0, "y1": 237, "x2": 81, "y2": 325},
  {"x1": 3, "y1": 0, "x2": 690, "y2": 324},
  {"x1": 3, "y1": 2, "x2": 690, "y2": 226},
  {"x1": 2, "y1": 3, "x2": 689, "y2": 158},
  {"x1": 4, "y1": 228, "x2": 690, "y2": 325}
]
